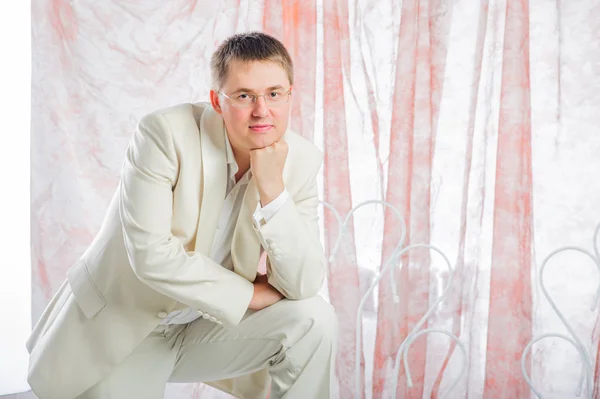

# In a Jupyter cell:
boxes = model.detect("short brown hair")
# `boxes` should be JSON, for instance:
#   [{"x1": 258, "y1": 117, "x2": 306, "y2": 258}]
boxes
[{"x1": 210, "y1": 31, "x2": 294, "y2": 90}]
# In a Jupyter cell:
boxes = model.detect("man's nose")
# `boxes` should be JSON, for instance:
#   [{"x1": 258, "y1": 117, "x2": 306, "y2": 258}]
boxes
[{"x1": 252, "y1": 96, "x2": 269, "y2": 117}]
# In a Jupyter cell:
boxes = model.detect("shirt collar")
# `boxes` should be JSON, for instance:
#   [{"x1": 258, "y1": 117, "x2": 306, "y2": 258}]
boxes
[{"x1": 224, "y1": 130, "x2": 251, "y2": 183}]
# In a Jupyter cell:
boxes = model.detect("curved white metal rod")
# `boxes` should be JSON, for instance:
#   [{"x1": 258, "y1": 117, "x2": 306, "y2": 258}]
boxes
[
  {"x1": 540, "y1": 246, "x2": 600, "y2": 333},
  {"x1": 521, "y1": 333, "x2": 590, "y2": 399},
  {"x1": 319, "y1": 200, "x2": 411, "y2": 399},
  {"x1": 390, "y1": 244, "x2": 456, "y2": 396},
  {"x1": 342, "y1": 201, "x2": 407, "y2": 303},
  {"x1": 351, "y1": 243, "x2": 455, "y2": 398},
  {"x1": 400, "y1": 329, "x2": 467, "y2": 399},
  {"x1": 328, "y1": 200, "x2": 407, "y2": 263},
  {"x1": 536, "y1": 246, "x2": 600, "y2": 396},
  {"x1": 353, "y1": 242, "x2": 414, "y2": 399},
  {"x1": 321, "y1": 200, "x2": 407, "y2": 303}
]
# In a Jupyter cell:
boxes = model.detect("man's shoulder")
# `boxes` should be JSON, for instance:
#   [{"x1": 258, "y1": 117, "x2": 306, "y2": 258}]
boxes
[
  {"x1": 140, "y1": 102, "x2": 210, "y2": 127},
  {"x1": 284, "y1": 130, "x2": 323, "y2": 177},
  {"x1": 285, "y1": 130, "x2": 323, "y2": 164}
]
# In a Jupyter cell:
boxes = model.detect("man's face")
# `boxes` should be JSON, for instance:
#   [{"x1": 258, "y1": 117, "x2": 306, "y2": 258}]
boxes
[{"x1": 210, "y1": 59, "x2": 292, "y2": 155}]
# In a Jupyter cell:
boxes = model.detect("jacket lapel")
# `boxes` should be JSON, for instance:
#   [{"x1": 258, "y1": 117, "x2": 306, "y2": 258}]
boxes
[
  {"x1": 231, "y1": 178, "x2": 261, "y2": 282},
  {"x1": 194, "y1": 107, "x2": 227, "y2": 256}
]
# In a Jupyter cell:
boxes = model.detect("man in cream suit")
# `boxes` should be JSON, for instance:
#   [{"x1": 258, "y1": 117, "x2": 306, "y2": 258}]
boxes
[{"x1": 26, "y1": 31, "x2": 338, "y2": 399}]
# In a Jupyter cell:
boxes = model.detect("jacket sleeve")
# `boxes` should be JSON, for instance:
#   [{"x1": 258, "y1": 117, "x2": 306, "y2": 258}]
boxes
[
  {"x1": 118, "y1": 111, "x2": 254, "y2": 327},
  {"x1": 255, "y1": 153, "x2": 327, "y2": 299}
]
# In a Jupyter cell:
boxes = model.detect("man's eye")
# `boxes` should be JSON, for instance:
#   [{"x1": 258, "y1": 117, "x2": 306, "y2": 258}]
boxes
[
  {"x1": 238, "y1": 94, "x2": 249, "y2": 99},
  {"x1": 270, "y1": 92, "x2": 281, "y2": 98}
]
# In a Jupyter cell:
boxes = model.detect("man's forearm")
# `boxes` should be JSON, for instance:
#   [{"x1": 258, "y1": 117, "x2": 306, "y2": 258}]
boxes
[
  {"x1": 258, "y1": 179, "x2": 285, "y2": 207},
  {"x1": 256, "y1": 199, "x2": 326, "y2": 299}
]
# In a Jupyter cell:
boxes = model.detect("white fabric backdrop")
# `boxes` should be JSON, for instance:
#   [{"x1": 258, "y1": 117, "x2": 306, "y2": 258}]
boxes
[
  {"x1": 28, "y1": 0, "x2": 600, "y2": 398},
  {"x1": 0, "y1": 1, "x2": 32, "y2": 396}
]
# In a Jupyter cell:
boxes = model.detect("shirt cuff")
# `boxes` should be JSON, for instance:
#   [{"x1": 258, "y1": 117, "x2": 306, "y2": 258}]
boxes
[{"x1": 253, "y1": 189, "x2": 290, "y2": 229}]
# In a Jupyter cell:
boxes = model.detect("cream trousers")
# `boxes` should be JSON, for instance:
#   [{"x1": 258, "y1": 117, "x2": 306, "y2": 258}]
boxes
[{"x1": 77, "y1": 295, "x2": 338, "y2": 399}]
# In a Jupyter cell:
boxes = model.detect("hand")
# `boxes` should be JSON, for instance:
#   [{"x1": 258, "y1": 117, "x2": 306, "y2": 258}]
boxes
[
  {"x1": 248, "y1": 274, "x2": 284, "y2": 311},
  {"x1": 250, "y1": 139, "x2": 288, "y2": 206}
]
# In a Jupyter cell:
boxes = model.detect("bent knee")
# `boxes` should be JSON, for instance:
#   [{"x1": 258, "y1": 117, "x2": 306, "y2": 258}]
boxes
[{"x1": 285, "y1": 296, "x2": 338, "y2": 339}]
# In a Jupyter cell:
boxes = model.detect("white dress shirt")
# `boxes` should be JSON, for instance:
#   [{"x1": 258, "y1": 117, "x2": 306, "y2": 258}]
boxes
[{"x1": 160, "y1": 136, "x2": 289, "y2": 325}]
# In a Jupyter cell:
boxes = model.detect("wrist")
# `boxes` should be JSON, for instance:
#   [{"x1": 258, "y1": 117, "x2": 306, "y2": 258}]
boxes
[{"x1": 258, "y1": 180, "x2": 284, "y2": 207}]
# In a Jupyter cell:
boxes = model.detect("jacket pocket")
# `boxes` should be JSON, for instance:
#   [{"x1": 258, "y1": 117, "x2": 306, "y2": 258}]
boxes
[{"x1": 67, "y1": 259, "x2": 107, "y2": 319}]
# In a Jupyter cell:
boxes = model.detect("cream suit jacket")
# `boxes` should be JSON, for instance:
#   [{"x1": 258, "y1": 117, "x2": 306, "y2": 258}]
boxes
[{"x1": 26, "y1": 102, "x2": 327, "y2": 399}]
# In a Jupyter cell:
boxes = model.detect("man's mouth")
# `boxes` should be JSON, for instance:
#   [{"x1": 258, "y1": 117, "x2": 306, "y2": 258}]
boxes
[{"x1": 249, "y1": 124, "x2": 273, "y2": 132}]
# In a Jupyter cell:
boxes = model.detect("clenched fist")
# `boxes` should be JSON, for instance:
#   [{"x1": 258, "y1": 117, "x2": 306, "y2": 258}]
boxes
[{"x1": 250, "y1": 139, "x2": 288, "y2": 206}]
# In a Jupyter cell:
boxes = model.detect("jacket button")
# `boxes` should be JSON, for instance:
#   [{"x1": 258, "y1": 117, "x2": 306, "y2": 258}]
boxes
[{"x1": 157, "y1": 311, "x2": 168, "y2": 318}]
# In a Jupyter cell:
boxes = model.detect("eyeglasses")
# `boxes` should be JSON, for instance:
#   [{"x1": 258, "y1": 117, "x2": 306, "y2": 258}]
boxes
[{"x1": 218, "y1": 87, "x2": 292, "y2": 108}]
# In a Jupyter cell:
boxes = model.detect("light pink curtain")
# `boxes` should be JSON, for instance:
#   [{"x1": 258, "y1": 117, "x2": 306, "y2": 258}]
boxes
[{"x1": 31, "y1": 0, "x2": 600, "y2": 398}]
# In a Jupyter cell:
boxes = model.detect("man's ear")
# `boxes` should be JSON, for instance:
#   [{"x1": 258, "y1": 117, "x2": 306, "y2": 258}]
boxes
[{"x1": 210, "y1": 89, "x2": 222, "y2": 114}]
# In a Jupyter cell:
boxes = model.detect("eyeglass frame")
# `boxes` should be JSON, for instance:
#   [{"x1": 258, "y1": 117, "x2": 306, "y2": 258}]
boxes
[{"x1": 217, "y1": 87, "x2": 293, "y2": 108}]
